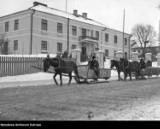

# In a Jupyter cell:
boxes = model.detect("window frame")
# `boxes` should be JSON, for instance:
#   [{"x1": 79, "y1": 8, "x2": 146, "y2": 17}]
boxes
[
  {"x1": 41, "y1": 19, "x2": 48, "y2": 31},
  {"x1": 41, "y1": 41, "x2": 48, "y2": 51},
  {"x1": 105, "y1": 33, "x2": 109, "y2": 42},
  {"x1": 14, "y1": 40, "x2": 18, "y2": 51},
  {"x1": 57, "y1": 42, "x2": 63, "y2": 52},
  {"x1": 14, "y1": 19, "x2": 19, "y2": 30},
  {"x1": 71, "y1": 44, "x2": 76, "y2": 50},
  {"x1": 105, "y1": 49, "x2": 109, "y2": 57},
  {"x1": 5, "y1": 21, "x2": 9, "y2": 32},
  {"x1": 72, "y1": 26, "x2": 77, "y2": 36},
  {"x1": 95, "y1": 31, "x2": 99, "y2": 39},
  {"x1": 125, "y1": 38, "x2": 127, "y2": 45},
  {"x1": 114, "y1": 35, "x2": 118, "y2": 44},
  {"x1": 57, "y1": 23, "x2": 63, "y2": 33}
]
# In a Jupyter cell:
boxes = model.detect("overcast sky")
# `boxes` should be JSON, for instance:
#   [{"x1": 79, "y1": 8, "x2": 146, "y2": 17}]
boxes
[{"x1": 1, "y1": 0, "x2": 160, "y2": 34}]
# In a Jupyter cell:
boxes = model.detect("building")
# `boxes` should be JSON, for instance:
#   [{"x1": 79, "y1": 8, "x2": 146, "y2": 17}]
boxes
[
  {"x1": 0, "y1": 2, "x2": 131, "y2": 60},
  {"x1": 131, "y1": 45, "x2": 160, "y2": 61}
]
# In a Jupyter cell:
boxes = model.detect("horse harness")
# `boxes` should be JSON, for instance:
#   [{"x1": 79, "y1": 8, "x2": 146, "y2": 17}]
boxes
[{"x1": 120, "y1": 60, "x2": 138, "y2": 72}]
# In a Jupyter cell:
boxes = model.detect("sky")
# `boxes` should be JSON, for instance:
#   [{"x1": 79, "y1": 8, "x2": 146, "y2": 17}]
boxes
[{"x1": 0, "y1": 0, "x2": 160, "y2": 34}]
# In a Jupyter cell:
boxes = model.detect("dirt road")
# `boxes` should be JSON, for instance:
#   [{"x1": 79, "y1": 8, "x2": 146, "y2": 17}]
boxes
[{"x1": 0, "y1": 77, "x2": 160, "y2": 120}]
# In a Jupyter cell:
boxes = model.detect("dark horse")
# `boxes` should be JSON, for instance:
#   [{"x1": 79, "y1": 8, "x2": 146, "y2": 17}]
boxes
[
  {"x1": 110, "y1": 60, "x2": 124, "y2": 81},
  {"x1": 119, "y1": 58, "x2": 142, "y2": 81},
  {"x1": 43, "y1": 56, "x2": 80, "y2": 86}
]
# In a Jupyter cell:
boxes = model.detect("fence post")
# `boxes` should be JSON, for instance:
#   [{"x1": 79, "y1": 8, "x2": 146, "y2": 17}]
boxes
[
  {"x1": 94, "y1": 50, "x2": 105, "y2": 68},
  {"x1": 157, "y1": 53, "x2": 160, "y2": 66},
  {"x1": 145, "y1": 53, "x2": 152, "y2": 62},
  {"x1": 131, "y1": 52, "x2": 139, "y2": 61},
  {"x1": 145, "y1": 53, "x2": 152, "y2": 67},
  {"x1": 115, "y1": 51, "x2": 124, "y2": 61},
  {"x1": 71, "y1": 49, "x2": 81, "y2": 65}
]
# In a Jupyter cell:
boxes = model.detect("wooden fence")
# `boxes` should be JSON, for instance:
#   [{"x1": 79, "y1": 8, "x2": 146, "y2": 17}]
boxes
[
  {"x1": 0, "y1": 56, "x2": 44, "y2": 77},
  {"x1": 0, "y1": 56, "x2": 77, "y2": 77}
]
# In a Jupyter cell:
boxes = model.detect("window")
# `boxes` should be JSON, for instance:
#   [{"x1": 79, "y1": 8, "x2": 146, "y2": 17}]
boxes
[
  {"x1": 41, "y1": 41, "x2": 47, "y2": 51},
  {"x1": 14, "y1": 19, "x2": 19, "y2": 30},
  {"x1": 5, "y1": 21, "x2": 9, "y2": 32},
  {"x1": 105, "y1": 33, "x2": 109, "y2": 42},
  {"x1": 57, "y1": 42, "x2": 62, "y2": 52},
  {"x1": 72, "y1": 26, "x2": 77, "y2": 36},
  {"x1": 105, "y1": 49, "x2": 109, "y2": 57},
  {"x1": 41, "y1": 19, "x2": 47, "y2": 31},
  {"x1": 96, "y1": 31, "x2": 99, "y2": 39},
  {"x1": 71, "y1": 45, "x2": 76, "y2": 50},
  {"x1": 14, "y1": 40, "x2": 18, "y2": 50},
  {"x1": 57, "y1": 23, "x2": 63, "y2": 33},
  {"x1": 125, "y1": 38, "x2": 127, "y2": 45},
  {"x1": 82, "y1": 28, "x2": 86, "y2": 37},
  {"x1": 114, "y1": 35, "x2": 117, "y2": 44}
]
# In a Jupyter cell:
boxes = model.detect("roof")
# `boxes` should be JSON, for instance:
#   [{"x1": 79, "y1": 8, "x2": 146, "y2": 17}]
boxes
[
  {"x1": 0, "y1": 3, "x2": 131, "y2": 35},
  {"x1": 30, "y1": 4, "x2": 108, "y2": 28}
]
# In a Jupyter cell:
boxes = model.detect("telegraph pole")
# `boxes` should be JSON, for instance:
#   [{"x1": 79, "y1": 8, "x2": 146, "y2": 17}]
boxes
[
  {"x1": 123, "y1": 9, "x2": 125, "y2": 58},
  {"x1": 65, "y1": 0, "x2": 68, "y2": 12}
]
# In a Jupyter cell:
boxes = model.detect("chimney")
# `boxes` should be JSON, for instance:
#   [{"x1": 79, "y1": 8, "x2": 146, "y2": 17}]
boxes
[
  {"x1": 73, "y1": 10, "x2": 78, "y2": 16},
  {"x1": 82, "y1": 12, "x2": 87, "y2": 19},
  {"x1": 33, "y1": 1, "x2": 48, "y2": 7}
]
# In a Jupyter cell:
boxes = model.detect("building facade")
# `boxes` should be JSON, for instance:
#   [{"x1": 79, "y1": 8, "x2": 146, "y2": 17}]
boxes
[{"x1": 0, "y1": 2, "x2": 131, "y2": 60}]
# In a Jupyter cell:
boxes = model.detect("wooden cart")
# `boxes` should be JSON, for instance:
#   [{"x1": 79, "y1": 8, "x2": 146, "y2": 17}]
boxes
[
  {"x1": 74, "y1": 65, "x2": 111, "y2": 84},
  {"x1": 141, "y1": 67, "x2": 160, "y2": 77}
]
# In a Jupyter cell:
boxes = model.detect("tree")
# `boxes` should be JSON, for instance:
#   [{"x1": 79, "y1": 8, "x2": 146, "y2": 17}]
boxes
[
  {"x1": 0, "y1": 33, "x2": 9, "y2": 55},
  {"x1": 131, "y1": 24, "x2": 157, "y2": 59}
]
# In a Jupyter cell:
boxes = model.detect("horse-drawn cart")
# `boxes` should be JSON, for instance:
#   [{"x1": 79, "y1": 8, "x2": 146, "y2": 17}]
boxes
[
  {"x1": 32, "y1": 57, "x2": 111, "y2": 85},
  {"x1": 74, "y1": 65, "x2": 111, "y2": 84},
  {"x1": 141, "y1": 67, "x2": 160, "y2": 77}
]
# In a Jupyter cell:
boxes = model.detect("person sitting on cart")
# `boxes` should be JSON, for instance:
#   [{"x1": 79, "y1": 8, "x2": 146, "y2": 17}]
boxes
[
  {"x1": 89, "y1": 56, "x2": 100, "y2": 77},
  {"x1": 139, "y1": 58, "x2": 146, "y2": 79}
]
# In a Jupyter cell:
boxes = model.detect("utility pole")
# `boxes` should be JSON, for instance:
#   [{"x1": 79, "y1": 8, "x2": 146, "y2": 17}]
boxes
[
  {"x1": 123, "y1": 9, "x2": 125, "y2": 58},
  {"x1": 65, "y1": 0, "x2": 68, "y2": 12}
]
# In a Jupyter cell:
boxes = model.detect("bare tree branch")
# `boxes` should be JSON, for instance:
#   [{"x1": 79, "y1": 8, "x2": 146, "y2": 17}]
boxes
[{"x1": 131, "y1": 24, "x2": 157, "y2": 59}]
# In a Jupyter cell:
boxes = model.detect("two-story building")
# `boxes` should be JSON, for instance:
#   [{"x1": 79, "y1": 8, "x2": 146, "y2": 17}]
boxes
[{"x1": 0, "y1": 2, "x2": 131, "y2": 60}]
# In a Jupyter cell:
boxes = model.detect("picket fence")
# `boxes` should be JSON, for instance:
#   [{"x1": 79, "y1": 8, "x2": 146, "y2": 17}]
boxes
[{"x1": 0, "y1": 56, "x2": 44, "y2": 77}]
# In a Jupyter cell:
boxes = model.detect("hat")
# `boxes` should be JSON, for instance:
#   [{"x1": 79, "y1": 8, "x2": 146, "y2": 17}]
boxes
[{"x1": 92, "y1": 56, "x2": 96, "y2": 59}]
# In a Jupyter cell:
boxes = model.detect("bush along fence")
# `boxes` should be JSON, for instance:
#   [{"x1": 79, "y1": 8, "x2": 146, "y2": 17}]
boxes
[{"x1": 0, "y1": 56, "x2": 44, "y2": 77}]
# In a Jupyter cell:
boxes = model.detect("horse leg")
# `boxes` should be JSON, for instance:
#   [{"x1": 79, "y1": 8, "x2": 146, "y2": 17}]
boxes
[
  {"x1": 53, "y1": 73, "x2": 58, "y2": 85},
  {"x1": 74, "y1": 68, "x2": 80, "y2": 83},
  {"x1": 129, "y1": 72, "x2": 132, "y2": 81},
  {"x1": 59, "y1": 73, "x2": 63, "y2": 86},
  {"x1": 123, "y1": 72, "x2": 127, "y2": 81},
  {"x1": 68, "y1": 72, "x2": 72, "y2": 85},
  {"x1": 118, "y1": 71, "x2": 122, "y2": 81}
]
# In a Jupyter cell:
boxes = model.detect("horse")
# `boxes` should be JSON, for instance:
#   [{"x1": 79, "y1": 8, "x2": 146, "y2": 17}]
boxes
[
  {"x1": 110, "y1": 59, "x2": 124, "y2": 81},
  {"x1": 43, "y1": 56, "x2": 80, "y2": 86},
  {"x1": 119, "y1": 58, "x2": 142, "y2": 81}
]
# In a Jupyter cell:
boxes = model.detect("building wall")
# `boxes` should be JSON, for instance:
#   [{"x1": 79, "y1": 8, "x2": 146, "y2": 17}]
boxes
[
  {"x1": 101, "y1": 28, "x2": 130, "y2": 59},
  {"x1": 0, "y1": 10, "x2": 32, "y2": 54},
  {"x1": 0, "y1": 9, "x2": 131, "y2": 58}
]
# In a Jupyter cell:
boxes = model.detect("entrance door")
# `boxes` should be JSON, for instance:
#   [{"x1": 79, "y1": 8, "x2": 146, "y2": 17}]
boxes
[
  {"x1": 82, "y1": 46, "x2": 86, "y2": 55},
  {"x1": 81, "y1": 46, "x2": 87, "y2": 62}
]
